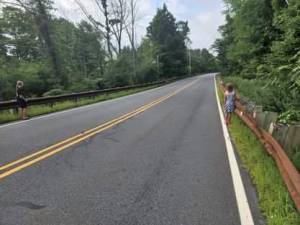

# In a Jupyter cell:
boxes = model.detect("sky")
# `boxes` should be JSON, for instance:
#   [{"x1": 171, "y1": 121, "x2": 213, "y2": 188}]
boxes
[{"x1": 53, "y1": 0, "x2": 226, "y2": 50}]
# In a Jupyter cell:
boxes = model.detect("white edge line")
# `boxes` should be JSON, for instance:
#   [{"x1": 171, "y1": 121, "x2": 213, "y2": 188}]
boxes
[{"x1": 214, "y1": 75, "x2": 254, "y2": 225}]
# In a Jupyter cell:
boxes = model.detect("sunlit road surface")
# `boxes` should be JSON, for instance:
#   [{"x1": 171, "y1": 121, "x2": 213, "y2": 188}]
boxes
[{"x1": 0, "y1": 74, "x2": 263, "y2": 225}]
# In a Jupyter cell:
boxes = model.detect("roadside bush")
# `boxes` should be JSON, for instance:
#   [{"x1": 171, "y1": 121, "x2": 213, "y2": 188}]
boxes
[
  {"x1": 223, "y1": 76, "x2": 300, "y2": 123},
  {"x1": 68, "y1": 78, "x2": 101, "y2": 93},
  {"x1": 43, "y1": 89, "x2": 67, "y2": 97},
  {"x1": 1, "y1": 60, "x2": 50, "y2": 99},
  {"x1": 104, "y1": 49, "x2": 133, "y2": 88},
  {"x1": 277, "y1": 110, "x2": 300, "y2": 125},
  {"x1": 222, "y1": 76, "x2": 277, "y2": 111}
]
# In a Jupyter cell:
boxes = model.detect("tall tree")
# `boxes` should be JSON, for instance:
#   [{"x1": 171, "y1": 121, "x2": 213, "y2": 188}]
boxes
[
  {"x1": 110, "y1": 0, "x2": 128, "y2": 54},
  {"x1": 190, "y1": 49, "x2": 218, "y2": 74},
  {"x1": 213, "y1": 14, "x2": 235, "y2": 74},
  {"x1": 73, "y1": 20, "x2": 105, "y2": 79},
  {"x1": 125, "y1": 0, "x2": 138, "y2": 52},
  {"x1": 0, "y1": 6, "x2": 40, "y2": 60},
  {"x1": 267, "y1": 0, "x2": 300, "y2": 103},
  {"x1": 125, "y1": 0, "x2": 139, "y2": 83},
  {"x1": 2, "y1": 0, "x2": 63, "y2": 84},
  {"x1": 34, "y1": 0, "x2": 62, "y2": 84},
  {"x1": 99, "y1": 0, "x2": 113, "y2": 58},
  {"x1": 214, "y1": 0, "x2": 300, "y2": 111},
  {"x1": 147, "y1": 4, "x2": 189, "y2": 77}
]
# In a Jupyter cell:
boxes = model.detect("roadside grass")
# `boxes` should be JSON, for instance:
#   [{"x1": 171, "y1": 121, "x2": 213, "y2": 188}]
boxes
[
  {"x1": 217, "y1": 81, "x2": 300, "y2": 225},
  {"x1": 0, "y1": 85, "x2": 159, "y2": 124}
]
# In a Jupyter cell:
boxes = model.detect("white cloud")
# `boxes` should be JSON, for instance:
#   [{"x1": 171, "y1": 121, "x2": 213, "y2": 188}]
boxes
[
  {"x1": 53, "y1": 0, "x2": 100, "y2": 22},
  {"x1": 163, "y1": 0, "x2": 188, "y2": 16},
  {"x1": 189, "y1": 10, "x2": 225, "y2": 50},
  {"x1": 52, "y1": 0, "x2": 155, "y2": 45},
  {"x1": 155, "y1": 0, "x2": 225, "y2": 50},
  {"x1": 52, "y1": 0, "x2": 82, "y2": 22},
  {"x1": 135, "y1": 0, "x2": 156, "y2": 43}
]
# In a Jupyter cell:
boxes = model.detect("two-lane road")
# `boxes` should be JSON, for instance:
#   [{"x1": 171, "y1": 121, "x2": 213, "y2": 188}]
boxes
[{"x1": 0, "y1": 74, "x2": 262, "y2": 225}]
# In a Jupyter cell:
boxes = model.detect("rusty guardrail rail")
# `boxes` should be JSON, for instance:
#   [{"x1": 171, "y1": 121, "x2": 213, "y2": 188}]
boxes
[
  {"x1": 0, "y1": 78, "x2": 180, "y2": 111},
  {"x1": 220, "y1": 82, "x2": 300, "y2": 213}
]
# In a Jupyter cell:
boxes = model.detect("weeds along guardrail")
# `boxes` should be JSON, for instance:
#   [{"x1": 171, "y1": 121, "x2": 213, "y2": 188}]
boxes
[
  {"x1": 0, "y1": 78, "x2": 180, "y2": 111},
  {"x1": 219, "y1": 81, "x2": 300, "y2": 213}
]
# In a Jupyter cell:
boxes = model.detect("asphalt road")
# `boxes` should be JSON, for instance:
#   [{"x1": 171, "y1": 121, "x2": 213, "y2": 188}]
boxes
[{"x1": 0, "y1": 74, "x2": 263, "y2": 225}]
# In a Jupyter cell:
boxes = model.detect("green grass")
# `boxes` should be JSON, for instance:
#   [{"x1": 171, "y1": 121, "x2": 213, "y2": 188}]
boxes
[
  {"x1": 217, "y1": 80, "x2": 300, "y2": 225},
  {"x1": 0, "y1": 85, "x2": 159, "y2": 124},
  {"x1": 288, "y1": 149, "x2": 300, "y2": 172}
]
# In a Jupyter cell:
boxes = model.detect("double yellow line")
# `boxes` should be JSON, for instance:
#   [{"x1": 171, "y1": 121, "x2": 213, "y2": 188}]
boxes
[{"x1": 0, "y1": 79, "x2": 198, "y2": 181}]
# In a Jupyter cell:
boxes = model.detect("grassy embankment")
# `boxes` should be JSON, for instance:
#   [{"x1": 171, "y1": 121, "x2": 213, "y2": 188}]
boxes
[
  {"x1": 0, "y1": 85, "x2": 159, "y2": 124},
  {"x1": 217, "y1": 78, "x2": 300, "y2": 225}
]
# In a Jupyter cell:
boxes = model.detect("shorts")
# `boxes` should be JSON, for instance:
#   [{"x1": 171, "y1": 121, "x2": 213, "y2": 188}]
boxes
[
  {"x1": 225, "y1": 103, "x2": 235, "y2": 113},
  {"x1": 17, "y1": 97, "x2": 27, "y2": 108}
]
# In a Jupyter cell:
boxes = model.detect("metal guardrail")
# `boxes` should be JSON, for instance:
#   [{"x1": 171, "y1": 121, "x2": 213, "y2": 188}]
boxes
[
  {"x1": 0, "y1": 79, "x2": 178, "y2": 111},
  {"x1": 220, "y1": 81, "x2": 300, "y2": 213}
]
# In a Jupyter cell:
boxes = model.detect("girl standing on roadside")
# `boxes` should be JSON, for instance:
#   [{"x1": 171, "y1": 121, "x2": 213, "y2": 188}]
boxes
[
  {"x1": 16, "y1": 80, "x2": 29, "y2": 120},
  {"x1": 224, "y1": 83, "x2": 235, "y2": 125}
]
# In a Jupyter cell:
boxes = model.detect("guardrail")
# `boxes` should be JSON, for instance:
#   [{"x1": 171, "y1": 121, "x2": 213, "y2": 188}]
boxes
[
  {"x1": 219, "y1": 81, "x2": 300, "y2": 213},
  {"x1": 0, "y1": 78, "x2": 178, "y2": 111}
]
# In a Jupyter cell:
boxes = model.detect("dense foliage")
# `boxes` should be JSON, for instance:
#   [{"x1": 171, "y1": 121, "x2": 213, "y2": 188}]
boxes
[
  {"x1": 190, "y1": 49, "x2": 218, "y2": 74},
  {"x1": 0, "y1": 2, "x2": 106, "y2": 99},
  {"x1": 0, "y1": 1, "x2": 217, "y2": 101},
  {"x1": 147, "y1": 4, "x2": 189, "y2": 77},
  {"x1": 214, "y1": 0, "x2": 300, "y2": 121}
]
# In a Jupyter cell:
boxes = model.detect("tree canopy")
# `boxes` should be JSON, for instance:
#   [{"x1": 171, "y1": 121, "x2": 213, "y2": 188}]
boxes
[
  {"x1": 0, "y1": 1, "x2": 217, "y2": 101},
  {"x1": 147, "y1": 4, "x2": 190, "y2": 77},
  {"x1": 214, "y1": 0, "x2": 300, "y2": 112}
]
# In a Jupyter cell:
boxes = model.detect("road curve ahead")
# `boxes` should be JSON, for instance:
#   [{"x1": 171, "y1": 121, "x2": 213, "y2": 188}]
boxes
[{"x1": 0, "y1": 74, "x2": 261, "y2": 225}]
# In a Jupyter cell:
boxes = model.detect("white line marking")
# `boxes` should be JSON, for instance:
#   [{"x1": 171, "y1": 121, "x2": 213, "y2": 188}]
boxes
[{"x1": 214, "y1": 75, "x2": 254, "y2": 225}]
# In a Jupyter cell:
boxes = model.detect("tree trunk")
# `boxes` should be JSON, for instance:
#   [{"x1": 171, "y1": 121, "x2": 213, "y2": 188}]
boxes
[{"x1": 35, "y1": 0, "x2": 62, "y2": 85}]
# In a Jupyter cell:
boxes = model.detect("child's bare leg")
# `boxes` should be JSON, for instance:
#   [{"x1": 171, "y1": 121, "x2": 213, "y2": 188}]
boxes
[
  {"x1": 21, "y1": 109, "x2": 25, "y2": 119},
  {"x1": 225, "y1": 113, "x2": 229, "y2": 125},
  {"x1": 228, "y1": 113, "x2": 232, "y2": 124},
  {"x1": 23, "y1": 108, "x2": 27, "y2": 119},
  {"x1": 21, "y1": 108, "x2": 28, "y2": 120},
  {"x1": 19, "y1": 108, "x2": 23, "y2": 120}
]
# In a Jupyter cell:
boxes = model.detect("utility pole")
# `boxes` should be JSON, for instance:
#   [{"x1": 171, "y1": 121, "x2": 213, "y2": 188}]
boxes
[
  {"x1": 156, "y1": 54, "x2": 160, "y2": 76},
  {"x1": 188, "y1": 48, "x2": 192, "y2": 76},
  {"x1": 186, "y1": 39, "x2": 192, "y2": 76}
]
